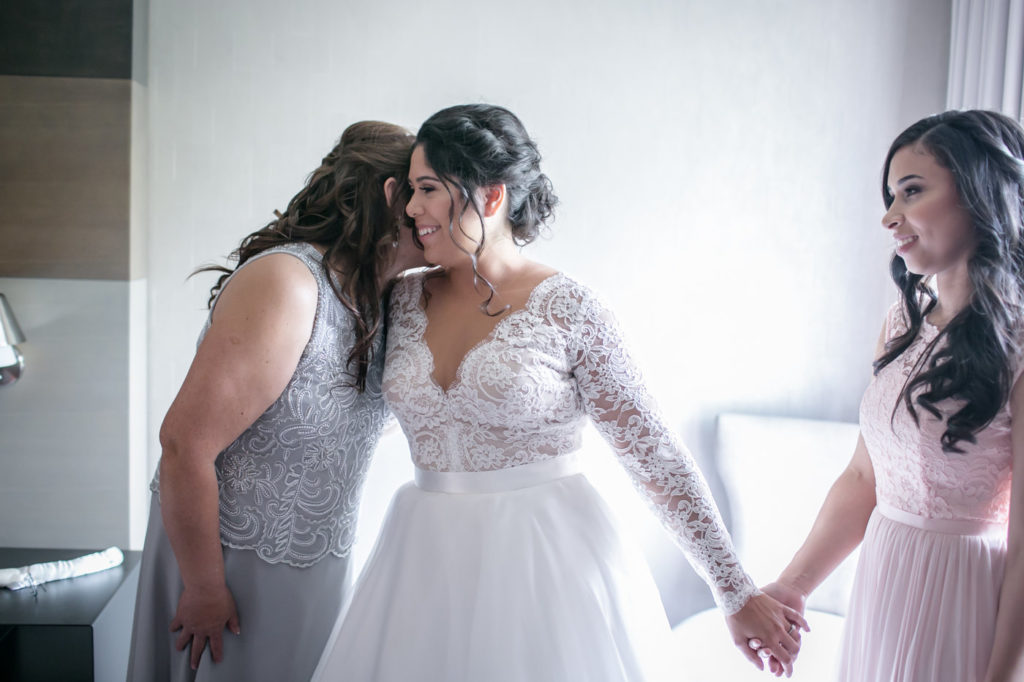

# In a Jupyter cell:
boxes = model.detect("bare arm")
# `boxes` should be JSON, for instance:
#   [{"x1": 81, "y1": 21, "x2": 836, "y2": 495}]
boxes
[
  {"x1": 764, "y1": 320, "x2": 885, "y2": 607},
  {"x1": 770, "y1": 435, "x2": 876, "y2": 600},
  {"x1": 158, "y1": 253, "x2": 318, "y2": 669},
  {"x1": 758, "y1": 321, "x2": 885, "y2": 676},
  {"x1": 982, "y1": 374, "x2": 1024, "y2": 682}
]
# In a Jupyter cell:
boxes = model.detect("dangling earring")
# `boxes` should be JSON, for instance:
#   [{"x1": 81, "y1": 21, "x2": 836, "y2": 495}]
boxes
[{"x1": 392, "y1": 220, "x2": 403, "y2": 248}]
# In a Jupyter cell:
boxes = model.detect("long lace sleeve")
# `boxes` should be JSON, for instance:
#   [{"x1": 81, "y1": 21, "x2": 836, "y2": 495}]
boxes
[{"x1": 569, "y1": 292, "x2": 758, "y2": 614}]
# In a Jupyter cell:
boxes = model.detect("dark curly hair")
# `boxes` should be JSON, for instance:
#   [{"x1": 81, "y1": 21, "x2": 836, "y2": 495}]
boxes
[
  {"x1": 414, "y1": 104, "x2": 558, "y2": 312},
  {"x1": 874, "y1": 110, "x2": 1024, "y2": 452},
  {"x1": 199, "y1": 120, "x2": 415, "y2": 391}
]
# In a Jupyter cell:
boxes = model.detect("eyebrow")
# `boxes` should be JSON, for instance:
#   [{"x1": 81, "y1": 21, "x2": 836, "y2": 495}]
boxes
[
  {"x1": 411, "y1": 175, "x2": 441, "y2": 183},
  {"x1": 886, "y1": 173, "x2": 925, "y2": 194}
]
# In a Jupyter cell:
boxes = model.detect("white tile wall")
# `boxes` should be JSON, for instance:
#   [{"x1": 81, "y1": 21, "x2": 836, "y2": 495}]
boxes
[
  {"x1": 0, "y1": 278, "x2": 132, "y2": 549},
  {"x1": 128, "y1": 279, "x2": 149, "y2": 549}
]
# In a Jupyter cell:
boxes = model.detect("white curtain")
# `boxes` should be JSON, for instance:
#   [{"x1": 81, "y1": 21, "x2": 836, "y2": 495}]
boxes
[{"x1": 947, "y1": 0, "x2": 1024, "y2": 119}]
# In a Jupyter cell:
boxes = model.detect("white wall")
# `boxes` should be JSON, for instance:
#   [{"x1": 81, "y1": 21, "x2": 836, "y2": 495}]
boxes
[
  {"x1": 143, "y1": 0, "x2": 951, "y2": 619},
  {"x1": 0, "y1": 278, "x2": 131, "y2": 548}
]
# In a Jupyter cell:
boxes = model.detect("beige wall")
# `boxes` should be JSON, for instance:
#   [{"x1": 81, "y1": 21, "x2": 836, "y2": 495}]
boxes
[{"x1": 0, "y1": 76, "x2": 131, "y2": 280}]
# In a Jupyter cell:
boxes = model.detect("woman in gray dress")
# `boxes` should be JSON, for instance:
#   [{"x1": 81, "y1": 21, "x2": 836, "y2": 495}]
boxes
[{"x1": 126, "y1": 120, "x2": 424, "y2": 682}]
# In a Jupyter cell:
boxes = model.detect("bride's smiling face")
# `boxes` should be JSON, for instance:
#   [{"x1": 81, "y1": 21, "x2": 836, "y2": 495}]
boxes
[{"x1": 405, "y1": 146, "x2": 490, "y2": 268}]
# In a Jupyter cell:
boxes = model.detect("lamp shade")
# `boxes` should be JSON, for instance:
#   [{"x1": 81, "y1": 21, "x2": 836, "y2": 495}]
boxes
[{"x1": 0, "y1": 293, "x2": 26, "y2": 346}]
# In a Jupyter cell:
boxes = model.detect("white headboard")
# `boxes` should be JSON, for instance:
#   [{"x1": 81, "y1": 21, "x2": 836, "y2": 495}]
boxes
[{"x1": 716, "y1": 413, "x2": 862, "y2": 615}]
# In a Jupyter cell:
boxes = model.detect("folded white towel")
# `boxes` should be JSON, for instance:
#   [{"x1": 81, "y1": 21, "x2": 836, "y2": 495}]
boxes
[{"x1": 0, "y1": 547, "x2": 124, "y2": 590}]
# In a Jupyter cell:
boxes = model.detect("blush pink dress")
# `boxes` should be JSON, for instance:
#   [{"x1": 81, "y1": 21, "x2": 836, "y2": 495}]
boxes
[{"x1": 840, "y1": 301, "x2": 1017, "y2": 681}]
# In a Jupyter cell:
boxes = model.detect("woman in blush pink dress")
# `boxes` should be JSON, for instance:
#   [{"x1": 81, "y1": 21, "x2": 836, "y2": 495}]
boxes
[{"x1": 759, "y1": 110, "x2": 1024, "y2": 681}]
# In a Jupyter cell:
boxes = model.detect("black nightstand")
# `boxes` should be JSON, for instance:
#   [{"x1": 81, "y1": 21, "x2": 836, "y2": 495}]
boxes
[{"x1": 0, "y1": 547, "x2": 141, "y2": 682}]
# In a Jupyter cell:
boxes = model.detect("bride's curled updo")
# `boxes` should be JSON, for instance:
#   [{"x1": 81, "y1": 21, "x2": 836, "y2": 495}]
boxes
[{"x1": 415, "y1": 104, "x2": 558, "y2": 245}]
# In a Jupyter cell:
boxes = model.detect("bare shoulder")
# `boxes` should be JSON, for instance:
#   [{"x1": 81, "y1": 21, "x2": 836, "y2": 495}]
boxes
[
  {"x1": 501, "y1": 261, "x2": 560, "y2": 296},
  {"x1": 523, "y1": 261, "x2": 559, "y2": 285},
  {"x1": 211, "y1": 252, "x2": 319, "y2": 326},
  {"x1": 230, "y1": 251, "x2": 318, "y2": 290}
]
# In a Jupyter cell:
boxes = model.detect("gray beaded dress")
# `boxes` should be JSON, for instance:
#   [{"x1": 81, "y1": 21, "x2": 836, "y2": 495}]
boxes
[{"x1": 127, "y1": 243, "x2": 391, "y2": 682}]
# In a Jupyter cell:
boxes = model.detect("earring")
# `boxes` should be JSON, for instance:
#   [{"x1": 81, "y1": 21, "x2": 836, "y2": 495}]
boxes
[{"x1": 392, "y1": 220, "x2": 404, "y2": 248}]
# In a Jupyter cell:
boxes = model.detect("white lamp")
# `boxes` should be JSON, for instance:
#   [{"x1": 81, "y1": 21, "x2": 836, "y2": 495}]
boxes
[{"x1": 0, "y1": 293, "x2": 26, "y2": 386}]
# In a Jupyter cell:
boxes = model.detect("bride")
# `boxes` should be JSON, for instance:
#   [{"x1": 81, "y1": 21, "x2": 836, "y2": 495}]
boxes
[{"x1": 314, "y1": 103, "x2": 805, "y2": 681}]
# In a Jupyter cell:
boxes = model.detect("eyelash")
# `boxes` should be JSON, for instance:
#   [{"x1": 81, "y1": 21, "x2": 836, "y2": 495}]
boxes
[{"x1": 903, "y1": 185, "x2": 922, "y2": 199}]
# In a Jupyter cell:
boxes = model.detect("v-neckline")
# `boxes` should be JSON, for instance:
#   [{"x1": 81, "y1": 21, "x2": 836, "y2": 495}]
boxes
[{"x1": 414, "y1": 272, "x2": 563, "y2": 395}]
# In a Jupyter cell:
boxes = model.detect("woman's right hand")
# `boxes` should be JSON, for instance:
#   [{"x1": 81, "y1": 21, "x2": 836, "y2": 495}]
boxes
[
  {"x1": 726, "y1": 592, "x2": 808, "y2": 677},
  {"x1": 757, "y1": 581, "x2": 809, "y2": 676},
  {"x1": 170, "y1": 583, "x2": 241, "y2": 670},
  {"x1": 761, "y1": 581, "x2": 807, "y2": 617}
]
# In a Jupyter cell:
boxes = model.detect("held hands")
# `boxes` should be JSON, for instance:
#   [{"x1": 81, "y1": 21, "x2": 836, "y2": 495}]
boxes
[
  {"x1": 725, "y1": 592, "x2": 809, "y2": 678},
  {"x1": 755, "y1": 581, "x2": 811, "y2": 677},
  {"x1": 170, "y1": 582, "x2": 241, "y2": 670}
]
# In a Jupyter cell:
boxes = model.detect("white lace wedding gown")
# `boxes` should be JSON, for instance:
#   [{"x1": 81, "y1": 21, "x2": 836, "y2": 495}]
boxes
[{"x1": 313, "y1": 272, "x2": 757, "y2": 682}]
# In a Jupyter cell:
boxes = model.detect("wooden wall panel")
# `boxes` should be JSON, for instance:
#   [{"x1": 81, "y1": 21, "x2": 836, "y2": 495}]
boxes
[{"x1": 0, "y1": 76, "x2": 130, "y2": 279}]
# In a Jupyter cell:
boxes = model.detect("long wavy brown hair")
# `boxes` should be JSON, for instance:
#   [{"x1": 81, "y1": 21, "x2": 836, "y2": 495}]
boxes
[
  {"x1": 200, "y1": 120, "x2": 415, "y2": 391},
  {"x1": 874, "y1": 110, "x2": 1024, "y2": 452}
]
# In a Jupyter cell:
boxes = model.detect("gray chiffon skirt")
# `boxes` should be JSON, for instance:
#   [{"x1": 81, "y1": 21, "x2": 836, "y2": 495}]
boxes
[{"x1": 126, "y1": 495, "x2": 352, "y2": 682}]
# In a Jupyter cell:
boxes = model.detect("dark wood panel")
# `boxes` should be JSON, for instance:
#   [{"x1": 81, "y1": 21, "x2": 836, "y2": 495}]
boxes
[
  {"x1": 0, "y1": 76, "x2": 130, "y2": 280},
  {"x1": 0, "y1": 0, "x2": 133, "y2": 79}
]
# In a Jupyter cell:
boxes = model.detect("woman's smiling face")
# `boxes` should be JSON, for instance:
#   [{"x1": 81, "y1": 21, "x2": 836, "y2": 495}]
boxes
[
  {"x1": 405, "y1": 145, "x2": 486, "y2": 268},
  {"x1": 883, "y1": 144, "x2": 976, "y2": 277}
]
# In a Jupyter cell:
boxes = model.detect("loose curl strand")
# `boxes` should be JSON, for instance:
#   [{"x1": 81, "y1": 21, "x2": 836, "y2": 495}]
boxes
[
  {"x1": 874, "y1": 110, "x2": 1024, "y2": 452},
  {"x1": 197, "y1": 121, "x2": 415, "y2": 391}
]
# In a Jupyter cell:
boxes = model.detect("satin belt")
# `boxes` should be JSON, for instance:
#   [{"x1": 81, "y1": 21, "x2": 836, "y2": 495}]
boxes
[
  {"x1": 414, "y1": 454, "x2": 582, "y2": 494},
  {"x1": 877, "y1": 501, "x2": 1006, "y2": 537}
]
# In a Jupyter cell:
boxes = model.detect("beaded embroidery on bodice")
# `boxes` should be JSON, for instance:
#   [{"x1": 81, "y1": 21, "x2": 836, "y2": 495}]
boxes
[
  {"x1": 859, "y1": 301, "x2": 1015, "y2": 524},
  {"x1": 382, "y1": 271, "x2": 758, "y2": 613}
]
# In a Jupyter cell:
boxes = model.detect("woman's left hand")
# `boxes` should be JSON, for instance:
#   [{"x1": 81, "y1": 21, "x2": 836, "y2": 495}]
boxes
[{"x1": 724, "y1": 592, "x2": 809, "y2": 677}]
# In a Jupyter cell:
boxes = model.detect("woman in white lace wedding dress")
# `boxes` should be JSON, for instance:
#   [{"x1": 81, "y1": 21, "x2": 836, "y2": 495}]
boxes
[{"x1": 313, "y1": 104, "x2": 806, "y2": 682}]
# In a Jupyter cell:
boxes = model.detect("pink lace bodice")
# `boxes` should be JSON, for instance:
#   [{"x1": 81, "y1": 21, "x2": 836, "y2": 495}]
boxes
[
  {"x1": 859, "y1": 301, "x2": 1016, "y2": 524},
  {"x1": 381, "y1": 271, "x2": 758, "y2": 613}
]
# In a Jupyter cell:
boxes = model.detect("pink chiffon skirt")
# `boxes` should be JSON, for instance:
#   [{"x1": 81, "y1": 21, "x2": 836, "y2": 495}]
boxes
[{"x1": 838, "y1": 503, "x2": 1007, "y2": 682}]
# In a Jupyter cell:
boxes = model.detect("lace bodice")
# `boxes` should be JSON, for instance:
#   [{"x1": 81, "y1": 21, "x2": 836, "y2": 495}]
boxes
[
  {"x1": 382, "y1": 271, "x2": 758, "y2": 613},
  {"x1": 151, "y1": 243, "x2": 391, "y2": 567},
  {"x1": 859, "y1": 301, "x2": 1017, "y2": 524}
]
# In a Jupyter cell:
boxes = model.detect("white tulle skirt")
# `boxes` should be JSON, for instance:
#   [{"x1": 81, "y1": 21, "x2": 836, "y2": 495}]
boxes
[
  {"x1": 312, "y1": 454, "x2": 676, "y2": 682},
  {"x1": 838, "y1": 503, "x2": 1007, "y2": 682}
]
